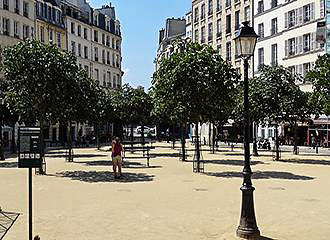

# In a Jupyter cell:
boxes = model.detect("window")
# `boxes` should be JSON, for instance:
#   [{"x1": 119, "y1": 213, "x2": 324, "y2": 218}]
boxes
[
  {"x1": 303, "y1": 63, "x2": 311, "y2": 77},
  {"x1": 194, "y1": 7, "x2": 199, "y2": 22},
  {"x1": 71, "y1": 22, "x2": 75, "y2": 34},
  {"x1": 78, "y1": 43, "x2": 81, "y2": 57},
  {"x1": 268, "y1": 129, "x2": 273, "y2": 138},
  {"x1": 201, "y1": 26, "x2": 205, "y2": 43},
  {"x1": 49, "y1": 29, "x2": 53, "y2": 42},
  {"x1": 288, "y1": 38, "x2": 295, "y2": 55},
  {"x1": 303, "y1": 4, "x2": 311, "y2": 22},
  {"x1": 107, "y1": 51, "x2": 110, "y2": 64},
  {"x1": 208, "y1": 23, "x2": 213, "y2": 41},
  {"x1": 95, "y1": 69, "x2": 99, "y2": 81},
  {"x1": 288, "y1": 10, "x2": 295, "y2": 27},
  {"x1": 244, "y1": 6, "x2": 250, "y2": 22},
  {"x1": 112, "y1": 38, "x2": 115, "y2": 48},
  {"x1": 225, "y1": 0, "x2": 231, "y2": 8},
  {"x1": 40, "y1": 26, "x2": 45, "y2": 42},
  {"x1": 194, "y1": 29, "x2": 199, "y2": 42},
  {"x1": 107, "y1": 72, "x2": 111, "y2": 87},
  {"x1": 84, "y1": 46, "x2": 88, "y2": 59},
  {"x1": 71, "y1": 41, "x2": 76, "y2": 55},
  {"x1": 84, "y1": 65, "x2": 89, "y2": 75},
  {"x1": 226, "y1": 14, "x2": 231, "y2": 34},
  {"x1": 102, "y1": 33, "x2": 105, "y2": 45},
  {"x1": 208, "y1": 0, "x2": 213, "y2": 15},
  {"x1": 201, "y1": 4, "x2": 205, "y2": 19},
  {"x1": 57, "y1": 33, "x2": 62, "y2": 48},
  {"x1": 94, "y1": 30, "x2": 98, "y2": 42},
  {"x1": 257, "y1": 1, "x2": 264, "y2": 14},
  {"x1": 23, "y1": 2, "x2": 29, "y2": 18},
  {"x1": 216, "y1": 0, "x2": 222, "y2": 12},
  {"x1": 216, "y1": 19, "x2": 222, "y2": 37},
  {"x1": 271, "y1": 18, "x2": 277, "y2": 35},
  {"x1": 94, "y1": 47, "x2": 98, "y2": 61},
  {"x1": 15, "y1": 0, "x2": 19, "y2": 14},
  {"x1": 14, "y1": 21, "x2": 19, "y2": 38},
  {"x1": 3, "y1": 0, "x2": 9, "y2": 10},
  {"x1": 303, "y1": 33, "x2": 310, "y2": 52},
  {"x1": 258, "y1": 23, "x2": 264, "y2": 38},
  {"x1": 77, "y1": 25, "x2": 81, "y2": 37},
  {"x1": 258, "y1": 48, "x2": 264, "y2": 68},
  {"x1": 226, "y1": 42, "x2": 231, "y2": 61},
  {"x1": 271, "y1": 44, "x2": 277, "y2": 66},
  {"x1": 217, "y1": 44, "x2": 222, "y2": 54},
  {"x1": 102, "y1": 50, "x2": 105, "y2": 63},
  {"x1": 84, "y1": 28, "x2": 88, "y2": 39},
  {"x1": 271, "y1": 0, "x2": 277, "y2": 8},
  {"x1": 23, "y1": 25, "x2": 29, "y2": 39},
  {"x1": 106, "y1": 36, "x2": 110, "y2": 47},
  {"x1": 235, "y1": 10, "x2": 240, "y2": 30}
]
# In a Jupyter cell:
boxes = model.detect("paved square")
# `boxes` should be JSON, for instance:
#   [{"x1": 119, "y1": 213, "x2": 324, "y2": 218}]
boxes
[{"x1": 0, "y1": 142, "x2": 329, "y2": 240}]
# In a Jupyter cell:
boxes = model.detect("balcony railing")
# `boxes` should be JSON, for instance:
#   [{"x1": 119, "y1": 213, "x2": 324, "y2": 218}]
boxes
[{"x1": 303, "y1": 46, "x2": 310, "y2": 52}]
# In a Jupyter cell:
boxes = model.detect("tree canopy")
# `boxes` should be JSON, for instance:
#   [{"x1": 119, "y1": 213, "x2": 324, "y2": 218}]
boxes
[{"x1": 306, "y1": 54, "x2": 330, "y2": 116}]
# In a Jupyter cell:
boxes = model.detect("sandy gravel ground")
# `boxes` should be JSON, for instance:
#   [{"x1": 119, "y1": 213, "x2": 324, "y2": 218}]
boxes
[{"x1": 0, "y1": 141, "x2": 329, "y2": 240}]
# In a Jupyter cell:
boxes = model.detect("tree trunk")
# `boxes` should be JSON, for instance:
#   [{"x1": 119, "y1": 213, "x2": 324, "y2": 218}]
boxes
[
  {"x1": 181, "y1": 123, "x2": 186, "y2": 161},
  {"x1": 130, "y1": 124, "x2": 134, "y2": 152},
  {"x1": 0, "y1": 124, "x2": 4, "y2": 160},
  {"x1": 293, "y1": 122, "x2": 298, "y2": 155},
  {"x1": 68, "y1": 121, "x2": 73, "y2": 162},
  {"x1": 141, "y1": 125, "x2": 145, "y2": 145},
  {"x1": 96, "y1": 122, "x2": 100, "y2": 150},
  {"x1": 212, "y1": 123, "x2": 216, "y2": 154},
  {"x1": 208, "y1": 123, "x2": 211, "y2": 147},
  {"x1": 172, "y1": 123, "x2": 175, "y2": 149},
  {"x1": 39, "y1": 120, "x2": 45, "y2": 174},
  {"x1": 252, "y1": 121, "x2": 259, "y2": 156},
  {"x1": 274, "y1": 124, "x2": 280, "y2": 161},
  {"x1": 195, "y1": 122, "x2": 201, "y2": 172},
  {"x1": 11, "y1": 123, "x2": 16, "y2": 153}
]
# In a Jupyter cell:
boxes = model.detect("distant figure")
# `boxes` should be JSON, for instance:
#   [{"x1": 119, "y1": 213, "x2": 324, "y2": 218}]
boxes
[
  {"x1": 34, "y1": 236, "x2": 40, "y2": 240},
  {"x1": 112, "y1": 137, "x2": 124, "y2": 179}
]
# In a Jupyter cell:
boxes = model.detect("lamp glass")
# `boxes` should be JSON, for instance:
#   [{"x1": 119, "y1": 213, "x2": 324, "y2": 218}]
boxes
[{"x1": 235, "y1": 37, "x2": 256, "y2": 58}]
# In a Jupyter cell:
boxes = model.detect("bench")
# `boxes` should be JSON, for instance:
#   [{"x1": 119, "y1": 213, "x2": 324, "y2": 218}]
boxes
[{"x1": 122, "y1": 145, "x2": 155, "y2": 167}]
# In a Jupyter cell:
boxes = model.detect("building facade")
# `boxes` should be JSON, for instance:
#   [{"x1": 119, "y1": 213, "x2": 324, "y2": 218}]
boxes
[
  {"x1": 253, "y1": 0, "x2": 327, "y2": 144},
  {"x1": 155, "y1": 17, "x2": 186, "y2": 71},
  {"x1": 0, "y1": 0, "x2": 36, "y2": 46},
  {"x1": 35, "y1": 0, "x2": 66, "y2": 50}
]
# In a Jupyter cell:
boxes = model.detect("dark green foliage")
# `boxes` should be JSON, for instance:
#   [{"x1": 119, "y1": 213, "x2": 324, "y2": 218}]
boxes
[{"x1": 306, "y1": 54, "x2": 330, "y2": 116}]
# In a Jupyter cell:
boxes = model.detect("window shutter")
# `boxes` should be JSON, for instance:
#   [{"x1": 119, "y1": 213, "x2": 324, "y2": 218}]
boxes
[
  {"x1": 298, "y1": 7, "x2": 303, "y2": 25},
  {"x1": 311, "y1": 32, "x2": 315, "y2": 50},
  {"x1": 285, "y1": 12, "x2": 288, "y2": 28},
  {"x1": 320, "y1": 0, "x2": 325, "y2": 18},
  {"x1": 299, "y1": 64, "x2": 303, "y2": 76},
  {"x1": 285, "y1": 40, "x2": 288, "y2": 56},
  {"x1": 311, "y1": 3, "x2": 315, "y2": 20},
  {"x1": 295, "y1": 37, "x2": 298, "y2": 54},
  {"x1": 298, "y1": 36, "x2": 303, "y2": 53}
]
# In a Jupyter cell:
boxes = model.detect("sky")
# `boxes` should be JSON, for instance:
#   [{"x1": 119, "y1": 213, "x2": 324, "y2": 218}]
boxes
[{"x1": 89, "y1": 0, "x2": 192, "y2": 89}]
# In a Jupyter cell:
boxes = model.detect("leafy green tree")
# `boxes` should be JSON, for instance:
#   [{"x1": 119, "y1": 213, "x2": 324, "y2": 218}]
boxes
[
  {"x1": 306, "y1": 54, "x2": 330, "y2": 116},
  {"x1": 152, "y1": 41, "x2": 239, "y2": 168},
  {"x1": 249, "y1": 65, "x2": 311, "y2": 159}
]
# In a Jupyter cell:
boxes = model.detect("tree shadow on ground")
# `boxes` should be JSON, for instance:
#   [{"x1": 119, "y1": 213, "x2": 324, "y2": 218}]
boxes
[
  {"x1": 0, "y1": 162, "x2": 18, "y2": 168},
  {"x1": 260, "y1": 236, "x2": 277, "y2": 240},
  {"x1": 204, "y1": 159, "x2": 266, "y2": 166},
  {"x1": 279, "y1": 159, "x2": 330, "y2": 166},
  {"x1": 75, "y1": 160, "x2": 111, "y2": 166},
  {"x1": 205, "y1": 171, "x2": 314, "y2": 180},
  {"x1": 223, "y1": 152, "x2": 270, "y2": 157},
  {"x1": 75, "y1": 160, "x2": 161, "y2": 169},
  {"x1": 56, "y1": 170, "x2": 154, "y2": 183},
  {"x1": 45, "y1": 154, "x2": 106, "y2": 158},
  {"x1": 150, "y1": 153, "x2": 181, "y2": 158}
]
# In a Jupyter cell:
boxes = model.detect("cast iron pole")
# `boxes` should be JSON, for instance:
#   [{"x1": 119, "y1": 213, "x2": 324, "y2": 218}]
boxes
[{"x1": 236, "y1": 58, "x2": 260, "y2": 239}]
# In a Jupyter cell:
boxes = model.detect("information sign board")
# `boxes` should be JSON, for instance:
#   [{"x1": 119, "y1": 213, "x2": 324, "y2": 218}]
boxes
[{"x1": 18, "y1": 127, "x2": 42, "y2": 168}]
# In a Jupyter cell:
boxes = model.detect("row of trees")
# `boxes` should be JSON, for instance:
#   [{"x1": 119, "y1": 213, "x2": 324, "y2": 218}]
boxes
[
  {"x1": 153, "y1": 40, "x2": 330, "y2": 166},
  {"x1": 0, "y1": 40, "x2": 153, "y2": 166}
]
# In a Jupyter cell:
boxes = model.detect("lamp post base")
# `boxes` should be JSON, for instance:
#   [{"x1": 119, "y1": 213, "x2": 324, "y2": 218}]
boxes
[{"x1": 236, "y1": 228, "x2": 260, "y2": 240}]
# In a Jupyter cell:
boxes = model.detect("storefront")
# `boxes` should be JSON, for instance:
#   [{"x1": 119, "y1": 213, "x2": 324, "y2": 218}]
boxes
[{"x1": 307, "y1": 116, "x2": 330, "y2": 147}]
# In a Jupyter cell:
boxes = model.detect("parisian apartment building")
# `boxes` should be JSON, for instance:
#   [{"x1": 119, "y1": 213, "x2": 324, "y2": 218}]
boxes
[{"x1": 0, "y1": 0, "x2": 123, "y2": 144}]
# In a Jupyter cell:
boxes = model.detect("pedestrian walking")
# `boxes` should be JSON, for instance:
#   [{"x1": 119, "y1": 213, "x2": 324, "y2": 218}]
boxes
[{"x1": 112, "y1": 137, "x2": 124, "y2": 179}]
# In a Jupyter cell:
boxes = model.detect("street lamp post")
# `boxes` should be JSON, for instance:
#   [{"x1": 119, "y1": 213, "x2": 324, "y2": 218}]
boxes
[{"x1": 233, "y1": 21, "x2": 260, "y2": 239}]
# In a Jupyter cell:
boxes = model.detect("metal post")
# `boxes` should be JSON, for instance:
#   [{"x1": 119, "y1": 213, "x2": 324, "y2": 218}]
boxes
[
  {"x1": 236, "y1": 58, "x2": 260, "y2": 239},
  {"x1": 29, "y1": 167, "x2": 33, "y2": 240}
]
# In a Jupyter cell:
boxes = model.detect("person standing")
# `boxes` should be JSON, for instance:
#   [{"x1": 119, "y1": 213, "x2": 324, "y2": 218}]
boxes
[{"x1": 112, "y1": 137, "x2": 124, "y2": 179}]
